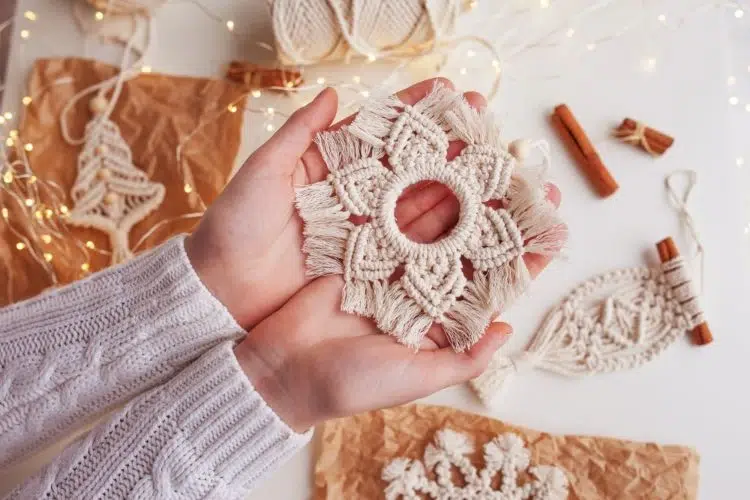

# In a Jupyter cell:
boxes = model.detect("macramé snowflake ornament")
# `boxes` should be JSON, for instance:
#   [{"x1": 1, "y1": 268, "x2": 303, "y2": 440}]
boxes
[
  {"x1": 296, "y1": 84, "x2": 565, "y2": 351},
  {"x1": 67, "y1": 96, "x2": 165, "y2": 265},
  {"x1": 382, "y1": 428, "x2": 569, "y2": 499}
]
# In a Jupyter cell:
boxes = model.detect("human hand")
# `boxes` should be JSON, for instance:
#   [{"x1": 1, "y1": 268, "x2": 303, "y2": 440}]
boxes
[
  {"x1": 186, "y1": 79, "x2": 497, "y2": 329},
  {"x1": 230, "y1": 80, "x2": 563, "y2": 431},
  {"x1": 234, "y1": 206, "x2": 559, "y2": 433}
]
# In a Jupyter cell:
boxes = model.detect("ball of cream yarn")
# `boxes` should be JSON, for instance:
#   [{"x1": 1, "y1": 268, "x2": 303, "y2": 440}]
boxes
[
  {"x1": 85, "y1": 0, "x2": 165, "y2": 15},
  {"x1": 270, "y1": 0, "x2": 469, "y2": 65}
]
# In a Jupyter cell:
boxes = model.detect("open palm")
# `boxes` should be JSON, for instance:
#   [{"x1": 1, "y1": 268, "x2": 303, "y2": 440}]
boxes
[
  {"x1": 187, "y1": 78, "x2": 512, "y2": 329},
  {"x1": 187, "y1": 79, "x2": 563, "y2": 431}
]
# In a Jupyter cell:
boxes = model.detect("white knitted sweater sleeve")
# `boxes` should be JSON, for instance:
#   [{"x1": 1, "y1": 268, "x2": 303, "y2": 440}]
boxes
[
  {"x1": 0, "y1": 236, "x2": 243, "y2": 465},
  {"x1": 6, "y1": 342, "x2": 309, "y2": 499}
]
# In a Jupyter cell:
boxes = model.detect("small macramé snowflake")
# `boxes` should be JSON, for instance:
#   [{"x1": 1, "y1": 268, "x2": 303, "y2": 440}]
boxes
[
  {"x1": 382, "y1": 428, "x2": 569, "y2": 500},
  {"x1": 296, "y1": 84, "x2": 564, "y2": 351}
]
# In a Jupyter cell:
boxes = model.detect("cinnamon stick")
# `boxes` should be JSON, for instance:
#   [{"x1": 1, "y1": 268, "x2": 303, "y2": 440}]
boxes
[
  {"x1": 226, "y1": 61, "x2": 303, "y2": 92},
  {"x1": 550, "y1": 104, "x2": 618, "y2": 197},
  {"x1": 656, "y1": 237, "x2": 712, "y2": 345},
  {"x1": 615, "y1": 118, "x2": 674, "y2": 156}
]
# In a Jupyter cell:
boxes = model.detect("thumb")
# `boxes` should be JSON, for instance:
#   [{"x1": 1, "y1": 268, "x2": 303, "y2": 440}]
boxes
[
  {"x1": 255, "y1": 87, "x2": 338, "y2": 163},
  {"x1": 414, "y1": 322, "x2": 512, "y2": 391}
]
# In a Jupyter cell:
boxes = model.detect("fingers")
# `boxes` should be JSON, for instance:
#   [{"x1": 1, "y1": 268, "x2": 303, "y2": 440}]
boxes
[
  {"x1": 411, "y1": 322, "x2": 511, "y2": 389},
  {"x1": 249, "y1": 87, "x2": 338, "y2": 172},
  {"x1": 522, "y1": 183, "x2": 564, "y2": 279},
  {"x1": 400, "y1": 194, "x2": 460, "y2": 243},
  {"x1": 301, "y1": 78, "x2": 455, "y2": 184}
]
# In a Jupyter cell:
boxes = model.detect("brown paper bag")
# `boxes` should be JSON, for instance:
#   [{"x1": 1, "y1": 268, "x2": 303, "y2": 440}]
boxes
[
  {"x1": 0, "y1": 57, "x2": 246, "y2": 306},
  {"x1": 315, "y1": 404, "x2": 699, "y2": 499}
]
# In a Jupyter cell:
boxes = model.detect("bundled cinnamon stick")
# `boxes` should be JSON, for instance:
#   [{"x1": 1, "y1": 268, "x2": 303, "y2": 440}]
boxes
[
  {"x1": 226, "y1": 61, "x2": 303, "y2": 92},
  {"x1": 550, "y1": 104, "x2": 618, "y2": 197},
  {"x1": 614, "y1": 118, "x2": 674, "y2": 156},
  {"x1": 656, "y1": 237, "x2": 712, "y2": 346}
]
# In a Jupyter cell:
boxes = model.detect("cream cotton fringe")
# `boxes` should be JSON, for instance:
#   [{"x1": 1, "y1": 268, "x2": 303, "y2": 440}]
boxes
[{"x1": 295, "y1": 84, "x2": 565, "y2": 352}]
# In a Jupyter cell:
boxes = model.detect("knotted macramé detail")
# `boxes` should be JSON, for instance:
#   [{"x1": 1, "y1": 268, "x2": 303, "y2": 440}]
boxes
[
  {"x1": 382, "y1": 428, "x2": 569, "y2": 499},
  {"x1": 472, "y1": 255, "x2": 705, "y2": 406},
  {"x1": 296, "y1": 85, "x2": 564, "y2": 351},
  {"x1": 68, "y1": 97, "x2": 165, "y2": 265}
]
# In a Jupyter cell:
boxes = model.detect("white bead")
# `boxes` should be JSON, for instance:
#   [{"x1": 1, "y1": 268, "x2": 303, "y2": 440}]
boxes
[
  {"x1": 89, "y1": 96, "x2": 108, "y2": 114},
  {"x1": 508, "y1": 138, "x2": 532, "y2": 161}
]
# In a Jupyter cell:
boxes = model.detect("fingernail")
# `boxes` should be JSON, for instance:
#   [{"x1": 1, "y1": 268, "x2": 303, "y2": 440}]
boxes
[
  {"x1": 497, "y1": 325, "x2": 513, "y2": 349},
  {"x1": 308, "y1": 87, "x2": 333, "y2": 107}
]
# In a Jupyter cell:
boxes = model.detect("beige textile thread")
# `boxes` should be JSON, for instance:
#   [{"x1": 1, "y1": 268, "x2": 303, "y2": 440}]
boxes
[
  {"x1": 296, "y1": 84, "x2": 565, "y2": 352},
  {"x1": 271, "y1": 0, "x2": 463, "y2": 65},
  {"x1": 665, "y1": 169, "x2": 704, "y2": 292}
]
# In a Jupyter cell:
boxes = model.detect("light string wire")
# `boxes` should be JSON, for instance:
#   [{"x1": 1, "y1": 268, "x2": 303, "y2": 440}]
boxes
[{"x1": 0, "y1": 74, "x2": 99, "y2": 301}]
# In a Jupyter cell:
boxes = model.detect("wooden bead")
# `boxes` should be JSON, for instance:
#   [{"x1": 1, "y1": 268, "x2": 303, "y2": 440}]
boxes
[
  {"x1": 95, "y1": 145, "x2": 108, "y2": 156},
  {"x1": 97, "y1": 168, "x2": 111, "y2": 180},
  {"x1": 508, "y1": 139, "x2": 531, "y2": 161},
  {"x1": 104, "y1": 192, "x2": 118, "y2": 205},
  {"x1": 89, "y1": 96, "x2": 108, "y2": 114}
]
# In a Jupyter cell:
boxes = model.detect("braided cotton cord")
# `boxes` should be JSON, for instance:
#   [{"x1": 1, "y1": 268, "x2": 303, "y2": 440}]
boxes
[{"x1": 296, "y1": 84, "x2": 565, "y2": 352}]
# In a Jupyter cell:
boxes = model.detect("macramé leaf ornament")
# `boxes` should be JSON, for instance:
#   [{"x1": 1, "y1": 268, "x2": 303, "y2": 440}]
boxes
[
  {"x1": 295, "y1": 84, "x2": 566, "y2": 352},
  {"x1": 472, "y1": 237, "x2": 708, "y2": 407}
]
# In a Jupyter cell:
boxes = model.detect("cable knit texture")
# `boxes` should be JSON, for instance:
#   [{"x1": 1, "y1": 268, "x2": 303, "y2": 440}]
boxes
[
  {"x1": 0, "y1": 236, "x2": 242, "y2": 466},
  {"x1": 6, "y1": 342, "x2": 310, "y2": 499}
]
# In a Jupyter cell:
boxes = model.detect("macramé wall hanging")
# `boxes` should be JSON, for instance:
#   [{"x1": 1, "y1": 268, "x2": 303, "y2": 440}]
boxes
[
  {"x1": 472, "y1": 169, "x2": 711, "y2": 406},
  {"x1": 295, "y1": 84, "x2": 565, "y2": 352}
]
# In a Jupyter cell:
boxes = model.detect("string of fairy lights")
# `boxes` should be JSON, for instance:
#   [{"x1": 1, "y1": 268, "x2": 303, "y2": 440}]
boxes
[{"x1": 0, "y1": 0, "x2": 748, "y2": 302}]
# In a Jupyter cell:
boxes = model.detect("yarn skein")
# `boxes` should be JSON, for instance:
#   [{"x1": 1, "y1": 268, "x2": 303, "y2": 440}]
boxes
[
  {"x1": 85, "y1": 0, "x2": 166, "y2": 15},
  {"x1": 270, "y1": 0, "x2": 468, "y2": 65}
]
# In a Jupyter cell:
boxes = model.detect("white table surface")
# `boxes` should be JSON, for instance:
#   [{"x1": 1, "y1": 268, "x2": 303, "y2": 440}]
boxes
[{"x1": 1, "y1": 0, "x2": 749, "y2": 498}]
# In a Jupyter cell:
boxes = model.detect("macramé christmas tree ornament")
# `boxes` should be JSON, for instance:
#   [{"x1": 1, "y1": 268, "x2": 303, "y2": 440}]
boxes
[
  {"x1": 382, "y1": 428, "x2": 569, "y2": 499},
  {"x1": 472, "y1": 237, "x2": 710, "y2": 407},
  {"x1": 67, "y1": 96, "x2": 165, "y2": 264},
  {"x1": 296, "y1": 84, "x2": 565, "y2": 352}
]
